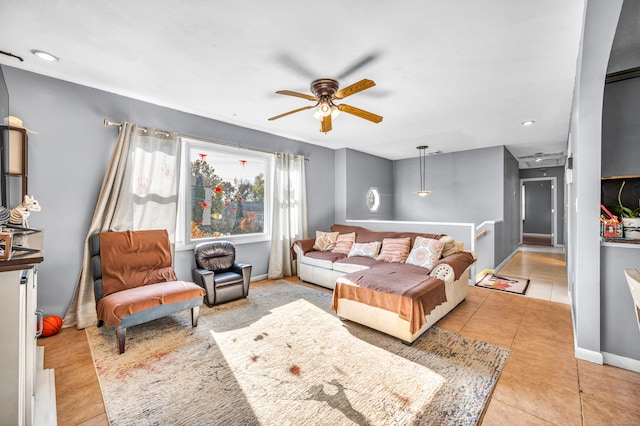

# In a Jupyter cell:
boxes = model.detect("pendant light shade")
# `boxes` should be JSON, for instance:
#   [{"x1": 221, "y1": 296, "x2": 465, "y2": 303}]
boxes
[{"x1": 416, "y1": 145, "x2": 432, "y2": 196}]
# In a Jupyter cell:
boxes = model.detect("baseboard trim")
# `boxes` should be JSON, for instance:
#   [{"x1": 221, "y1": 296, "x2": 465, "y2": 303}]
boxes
[
  {"x1": 574, "y1": 346, "x2": 604, "y2": 364},
  {"x1": 251, "y1": 274, "x2": 268, "y2": 282},
  {"x1": 602, "y1": 352, "x2": 640, "y2": 373},
  {"x1": 494, "y1": 248, "x2": 519, "y2": 272}
]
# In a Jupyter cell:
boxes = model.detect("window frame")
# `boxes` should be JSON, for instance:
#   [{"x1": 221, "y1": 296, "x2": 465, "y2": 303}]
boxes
[{"x1": 176, "y1": 137, "x2": 272, "y2": 250}]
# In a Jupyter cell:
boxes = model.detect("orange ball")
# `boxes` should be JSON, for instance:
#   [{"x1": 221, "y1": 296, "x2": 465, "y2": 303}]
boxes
[{"x1": 41, "y1": 315, "x2": 63, "y2": 337}]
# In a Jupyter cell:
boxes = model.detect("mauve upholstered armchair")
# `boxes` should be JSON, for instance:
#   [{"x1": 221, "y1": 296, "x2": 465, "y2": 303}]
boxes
[
  {"x1": 192, "y1": 241, "x2": 252, "y2": 307},
  {"x1": 89, "y1": 230, "x2": 205, "y2": 354}
]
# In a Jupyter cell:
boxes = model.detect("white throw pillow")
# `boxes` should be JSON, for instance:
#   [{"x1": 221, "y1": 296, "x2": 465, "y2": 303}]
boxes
[
  {"x1": 347, "y1": 241, "x2": 382, "y2": 258},
  {"x1": 406, "y1": 236, "x2": 444, "y2": 269}
]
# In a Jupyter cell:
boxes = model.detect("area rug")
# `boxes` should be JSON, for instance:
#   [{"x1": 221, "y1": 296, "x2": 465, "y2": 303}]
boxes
[
  {"x1": 86, "y1": 280, "x2": 510, "y2": 425},
  {"x1": 476, "y1": 273, "x2": 530, "y2": 295}
]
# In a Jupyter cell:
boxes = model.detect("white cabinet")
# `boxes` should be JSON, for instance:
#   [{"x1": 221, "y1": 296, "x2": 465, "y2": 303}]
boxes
[
  {"x1": 0, "y1": 232, "x2": 55, "y2": 425},
  {"x1": 0, "y1": 268, "x2": 37, "y2": 424}
]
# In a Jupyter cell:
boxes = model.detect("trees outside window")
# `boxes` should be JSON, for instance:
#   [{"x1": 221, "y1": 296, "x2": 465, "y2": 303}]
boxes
[{"x1": 186, "y1": 141, "x2": 270, "y2": 242}]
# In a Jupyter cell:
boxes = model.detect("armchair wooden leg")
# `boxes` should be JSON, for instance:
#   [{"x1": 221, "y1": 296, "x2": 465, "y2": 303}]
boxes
[
  {"x1": 116, "y1": 328, "x2": 127, "y2": 354},
  {"x1": 191, "y1": 306, "x2": 200, "y2": 327}
]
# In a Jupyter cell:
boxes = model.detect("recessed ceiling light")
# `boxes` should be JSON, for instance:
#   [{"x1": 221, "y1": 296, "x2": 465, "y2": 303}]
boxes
[
  {"x1": 521, "y1": 120, "x2": 535, "y2": 126},
  {"x1": 31, "y1": 49, "x2": 59, "y2": 62}
]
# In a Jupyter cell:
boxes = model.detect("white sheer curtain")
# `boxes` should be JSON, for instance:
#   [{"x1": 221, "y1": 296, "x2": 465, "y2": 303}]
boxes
[
  {"x1": 268, "y1": 153, "x2": 308, "y2": 279},
  {"x1": 64, "y1": 123, "x2": 181, "y2": 329}
]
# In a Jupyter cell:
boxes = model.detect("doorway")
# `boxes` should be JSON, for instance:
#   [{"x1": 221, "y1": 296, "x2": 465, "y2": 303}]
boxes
[{"x1": 520, "y1": 177, "x2": 557, "y2": 246}]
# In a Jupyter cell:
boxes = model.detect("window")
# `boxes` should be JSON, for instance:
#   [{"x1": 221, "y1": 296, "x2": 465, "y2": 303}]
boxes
[{"x1": 179, "y1": 138, "x2": 271, "y2": 246}]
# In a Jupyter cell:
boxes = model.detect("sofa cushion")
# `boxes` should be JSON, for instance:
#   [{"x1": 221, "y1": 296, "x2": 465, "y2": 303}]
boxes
[
  {"x1": 406, "y1": 236, "x2": 444, "y2": 269},
  {"x1": 301, "y1": 250, "x2": 346, "y2": 269},
  {"x1": 376, "y1": 237, "x2": 411, "y2": 263},
  {"x1": 313, "y1": 231, "x2": 339, "y2": 251},
  {"x1": 332, "y1": 232, "x2": 356, "y2": 255},
  {"x1": 333, "y1": 256, "x2": 379, "y2": 273},
  {"x1": 348, "y1": 241, "x2": 382, "y2": 258},
  {"x1": 96, "y1": 280, "x2": 205, "y2": 327}
]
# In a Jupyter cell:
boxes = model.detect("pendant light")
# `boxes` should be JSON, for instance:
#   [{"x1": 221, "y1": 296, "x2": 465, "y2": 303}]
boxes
[{"x1": 416, "y1": 145, "x2": 432, "y2": 196}]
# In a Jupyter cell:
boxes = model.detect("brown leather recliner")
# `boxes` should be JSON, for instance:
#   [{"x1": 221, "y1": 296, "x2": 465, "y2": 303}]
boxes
[{"x1": 192, "y1": 241, "x2": 252, "y2": 307}]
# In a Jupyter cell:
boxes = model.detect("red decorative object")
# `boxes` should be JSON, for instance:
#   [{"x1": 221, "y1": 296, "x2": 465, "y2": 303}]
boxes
[
  {"x1": 214, "y1": 186, "x2": 222, "y2": 193},
  {"x1": 198, "y1": 153, "x2": 207, "y2": 160},
  {"x1": 240, "y1": 159, "x2": 247, "y2": 168},
  {"x1": 40, "y1": 315, "x2": 63, "y2": 337},
  {"x1": 200, "y1": 201, "x2": 209, "y2": 208},
  {"x1": 199, "y1": 220, "x2": 203, "y2": 225}
]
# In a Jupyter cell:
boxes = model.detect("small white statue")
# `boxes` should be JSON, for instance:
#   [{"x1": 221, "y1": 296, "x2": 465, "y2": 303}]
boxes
[{"x1": 9, "y1": 195, "x2": 41, "y2": 228}]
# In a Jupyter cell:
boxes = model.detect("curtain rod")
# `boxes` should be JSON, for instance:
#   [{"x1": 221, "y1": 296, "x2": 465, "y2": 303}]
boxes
[{"x1": 103, "y1": 118, "x2": 310, "y2": 160}]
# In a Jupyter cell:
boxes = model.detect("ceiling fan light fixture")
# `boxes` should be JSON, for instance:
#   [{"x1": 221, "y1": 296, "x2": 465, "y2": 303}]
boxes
[
  {"x1": 521, "y1": 120, "x2": 535, "y2": 126},
  {"x1": 318, "y1": 102, "x2": 332, "y2": 116}
]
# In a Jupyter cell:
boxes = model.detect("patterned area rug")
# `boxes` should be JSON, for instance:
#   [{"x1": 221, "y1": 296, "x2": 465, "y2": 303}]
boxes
[
  {"x1": 87, "y1": 281, "x2": 510, "y2": 425},
  {"x1": 476, "y1": 273, "x2": 530, "y2": 295}
]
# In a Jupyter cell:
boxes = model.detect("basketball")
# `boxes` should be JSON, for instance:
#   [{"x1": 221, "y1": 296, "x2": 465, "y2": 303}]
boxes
[{"x1": 41, "y1": 315, "x2": 63, "y2": 337}]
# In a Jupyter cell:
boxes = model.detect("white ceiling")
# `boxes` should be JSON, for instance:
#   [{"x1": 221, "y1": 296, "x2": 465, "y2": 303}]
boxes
[{"x1": 1, "y1": 0, "x2": 586, "y2": 166}]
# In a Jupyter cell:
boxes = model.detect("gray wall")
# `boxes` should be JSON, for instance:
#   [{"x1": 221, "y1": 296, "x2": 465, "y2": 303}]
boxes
[
  {"x1": 520, "y1": 166, "x2": 566, "y2": 245},
  {"x1": 497, "y1": 147, "x2": 521, "y2": 264},
  {"x1": 602, "y1": 76, "x2": 640, "y2": 177},
  {"x1": 3, "y1": 65, "x2": 337, "y2": 318},
  {"x1": 600, "y1": 246, "x2": 640, "y2": 359},
  {"x1": 567, "y1": 0, "x2": 624, "y2": 363},
  {"x1": 392, "y1": 146, "x2": 505, "y2": 224},
  {"x1": 343, "y1": 149, "x2": 393, "y2": 220}
]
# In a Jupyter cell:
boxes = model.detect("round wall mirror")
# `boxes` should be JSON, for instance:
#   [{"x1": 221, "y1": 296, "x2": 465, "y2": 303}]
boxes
[{"x1": 366, "y1": 187, "x2": 380, "y2": 213}]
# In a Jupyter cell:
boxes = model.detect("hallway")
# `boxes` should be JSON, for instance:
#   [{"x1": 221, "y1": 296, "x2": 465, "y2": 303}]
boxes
[{"x1": 497, "y1": 246, "x2": 569, "y2": 304}]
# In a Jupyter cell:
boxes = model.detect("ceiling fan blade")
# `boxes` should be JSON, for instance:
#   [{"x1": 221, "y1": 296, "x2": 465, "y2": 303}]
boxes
[
  {"x1": 334, "y1": 79, "x2": 376, "y2": 99},
  {"x1": 321, "y1": 115, "x2": 332, "y2": 133},
  {"x1": 268, "y1": 105, "x2": 316, "y2": 121},
  {"x1": 276, "y1": 52, "x2": 316, "y2": 79},
  {"x1": 275, "y1": 90, "x2": 317, "y2": 101},
  {"x1": 336, "y1": 52, "x2": 381, "y2": 80},
  {"x1": 337, "y1": 104, "x2": 383, "y2": 123}
]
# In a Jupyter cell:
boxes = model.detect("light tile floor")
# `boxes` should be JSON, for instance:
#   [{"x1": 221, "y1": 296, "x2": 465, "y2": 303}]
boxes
[{"x1": 498, "y1": 245, "x2": 569, "y2": 304}]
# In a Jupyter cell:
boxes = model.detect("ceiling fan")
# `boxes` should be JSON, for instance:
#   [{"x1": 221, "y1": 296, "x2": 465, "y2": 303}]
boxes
[{"x1": 268, "y1": 78, "x2": 383, "y2": 133}]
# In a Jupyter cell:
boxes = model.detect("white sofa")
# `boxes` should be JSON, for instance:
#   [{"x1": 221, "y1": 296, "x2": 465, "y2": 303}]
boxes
[{"x1": 292, "y1": 224, "x2": 477, "y2": 343}]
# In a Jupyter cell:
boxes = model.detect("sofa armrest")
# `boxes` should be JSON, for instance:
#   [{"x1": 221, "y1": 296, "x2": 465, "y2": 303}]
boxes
[
  {"x1": 434, "y1": 251, "x2": 477, "y2": 280},
  {"x1": 430, "y1": 263, "x2": 455, "y2": 282},
  {"x1": 291, "y1": 238, "x2": 316, "y2": 259}
]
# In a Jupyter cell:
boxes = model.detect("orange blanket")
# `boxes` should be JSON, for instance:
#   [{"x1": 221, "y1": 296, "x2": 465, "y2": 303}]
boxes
[
  {"x1": 97, "y1": 229, "x2": 205, "y2": 327},
  {"x1": 331, "y1": 264, "x2": 447, "y2": 334},
  {"x1": 99, "y1": 229, "x2": 177, "y2": 297}
]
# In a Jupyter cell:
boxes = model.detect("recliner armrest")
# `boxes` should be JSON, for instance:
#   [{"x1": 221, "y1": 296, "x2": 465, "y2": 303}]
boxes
[
  {"x1": 232, "y1": 263, "x2": 252, "y2": 280},
  {"x1": 192, "y1": 268, "x2": 214, "y2": 288},
  {"x1": 232, "y1": 262, "x2": 252, "y2": 296},
  {"x1": 193, "y1": 268, "x2": 216, "y2": 306}
]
